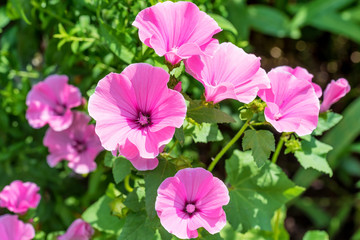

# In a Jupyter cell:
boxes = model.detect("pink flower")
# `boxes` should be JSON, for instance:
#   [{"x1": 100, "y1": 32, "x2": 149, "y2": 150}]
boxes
[
  {"x1": 258, "y1": 68, "x2": 320, "y2": 136},
  {"x1": 0, "y1": 214, "x2": 35, "y2": 240},
  {"x1": 43, "y1": 111, "x2": 103, "y2": 174},
  {"x1": 133, "y1": 1, "x2": 221, "y2": 65},
  {"x1": 320, "y1": 78, "x2": 350, "y2": 112},
  {"x1": 155, "y1": 168, "x2": 229, "y2": 239},
  {"x1": 275, "y1": 66, "x2": 322, "y2": 98},
  {"x1": 0, "y1": 180, "x2": 41, "y2": 214},
  {"x1": 26, "y1": 75, "x2": 82, "y2": 131},
  {"x1": 185, "y1": 42, "x2": 270, "y2": 104},
  {"x1": 88, "y1": 63, "x2": 186, "y2": 171},
  {"x1": 58, "y1": 219, "x2": 94, "y2": 240}
]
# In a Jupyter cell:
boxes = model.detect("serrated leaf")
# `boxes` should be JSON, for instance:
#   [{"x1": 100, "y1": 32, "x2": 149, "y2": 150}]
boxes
[
  {"x1": 113, "y1": 156, "x2": 133, "y2": 184},
  {"x1": 224, "y1": 150, "x2": 304, "y2": 232},
  {"x1": 208, "y1": 13, "x2": 238, "y2": 36},
  {"x1": 313, "y1": 112, "x2": 343, "y2": 135},
  {"x1": 118, "y1": 211, "x2": 155, "y2": 240},
  {"x1": 82, "y1": 195, "x2": 124, "y2": 234},
  {"x1": 144, "y1": 157, "x2": 177, "y2": 219},
  {"x1": 191, "y1": 122, "x2": 223, "y2": 143},
  {"x1": 294, "y1": 136, "x2": 333, "y2": 176},
  {"x1": 303, "y1": 230, "x2": 329, "y2": 240},
  {"x1": 187, "y1": 100, "x2": 235, "y2": 124},
  {"x1": 124, "y1": 187, "x2": 145, "y2": 212},
  {"x1": 242, "y1": 130, "x2": 275, "y2": 167}
]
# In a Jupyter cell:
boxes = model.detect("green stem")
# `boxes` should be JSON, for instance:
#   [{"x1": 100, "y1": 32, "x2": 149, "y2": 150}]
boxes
[
  {"x1": 273, "y1": 208, "x2": 281, "y2": 240},
  {"x1": 272, "y1": 133, "x2": 286, "y2": 163},
  {"x1": 208, "y1": 120, "x2": 250, "y2": 172},
  {"x1": 167, "y1": 140, "x2": 178, "y2": 154},
  {"x1": 124, "y1": 175, "x2": 133, "y2": 192},
  {"x1": 31, "y1": 1, "x2": 74, "y2": 26}
]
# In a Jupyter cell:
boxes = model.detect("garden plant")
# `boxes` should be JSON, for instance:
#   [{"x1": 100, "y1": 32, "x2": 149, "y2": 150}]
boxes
[{"x1": 0, "y1": 0, "x2": 360, "y2": 239}]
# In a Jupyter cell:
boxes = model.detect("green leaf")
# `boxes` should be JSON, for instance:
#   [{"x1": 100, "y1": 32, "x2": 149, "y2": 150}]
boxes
[
  {"x1": 208, "y1": 13, "x2": 238, "y2": 36},
  {"x1": 303, "y1": 230, "x2": 329, "y2": 240},
  {"x1": 187, "y1": 100, "x2": 235, "y2": 124},
  {"x1": 291, "y1": 0, "x2": 355, "y2": 28},
  {"x1": 191, "y1": 122, "x2": 223, "y2": 143},
  {"x1": 294, "y1": 97, "x2": 360, "y2": 187},
  {"x1": 309, "y1": 12, "x2": 360, "y2": 44},
  {"x1": 242, "y1": 130, "x2": 275, "y2": 167},
  {"x1": 124, "y1": 187, "x2": 145, "y2": 212},
  {"x1": 118, "y1": 211, "x2": 156, "y2": 240},
  {"x1": 201, "y1": 230, "x2": 224, "y2": 240},
  {"x1": 144, "y1": 157, "x2": 177, "y2": 219},
  {"x1": 82, "y1": 195, "x2": 124, "y2": 234},
  {"x1": 294, "y1": 136, "x2": 333, "y2": 176},
  {"x1": 313, "y1": 112, "x2": 343, "y2": 136},
  {"x1": 221, "y1": 208, "x2": 289, "y2": 240},
  {"x1": 113, "y1": 156, "x2": 133, "y2": 184},
  {"x1": 247, "y1": 5, "x2": 292, "y2": 38},
  {"x1": 104, "y1": 151, "x2": 114, "y2": 167},
  {"x1": 99, "y1": 22, "x2": 134, "y2": 64},
  {"x1": 9, "y1": 0, "x2": 31, "y2": 24},
  {"x1": 0, "y1": 7, "x2": 10, "y2": 32},
  {"x1": 224, "y1": 150, "x2": 304, "y2": 232},
  {"x1": 174, "y1": 126, "x2": 185, "y2": 146}
]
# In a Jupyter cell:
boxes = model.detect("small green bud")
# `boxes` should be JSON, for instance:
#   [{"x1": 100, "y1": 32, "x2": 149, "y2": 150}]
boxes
[
  {"x1": 239, "y1": 108, "x2": 254, "y2": 121},
  {"x1": 110, "y1": 197, "x2": 129, "y2": 218},
  {"x1": 284, "y1": 136, "x2": 301, "y2": 154}
]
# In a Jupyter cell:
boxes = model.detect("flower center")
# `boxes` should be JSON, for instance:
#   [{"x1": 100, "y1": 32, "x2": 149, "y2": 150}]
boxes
[
  {"x1": 185, "y1": 203, "x2": 196, "y2": 214},
  {"x1": 71, "y1": 140, "x2": 87, "y2": 153},
  {"x1": 54, "y1": 104, "x2": 66, "y2": 116},
  {"x1": 274, "y1": 113, "x2": 282, "y2": 121},
  {"x1": 137, "y1": 112, "x2": 151, "y2": 127}
]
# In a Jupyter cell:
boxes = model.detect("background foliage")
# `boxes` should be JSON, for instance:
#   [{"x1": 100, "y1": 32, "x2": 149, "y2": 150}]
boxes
[{"x1": 0, "y1": 0, "x2": 359, "y2": 239}]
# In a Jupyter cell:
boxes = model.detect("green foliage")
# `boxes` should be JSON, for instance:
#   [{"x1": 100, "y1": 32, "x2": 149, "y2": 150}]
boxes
[
  {"x1": 303, "y1": 230, "x2": 329, "y2": 240},
  {"x1": 118, "y1": 211, "x2": 156, "y2": 240},
  {"x1": 242, "y1": 130, "x2": 275, "y2": 167},
  {"x1": 82, "y1": 195, "x2": 125, "y2": 234},
  {"x1": 187, "y1": 100, "x2": 235, "y2": 124},
  {"x1": 143, "y1": 157, "x2": 177, "y2": 220},
  {"x1": 224, "y1": 150, "x2": 304, "y2": 232},
  {"x1": 124, "y1": 187, "x2": 146, "y2": 212},
  {"x1": 185, "y1": 121, "x2": 224, "y2": 143},
  {"x1": 313, "y1": 112, "x2": 343, "y2": 136},
  {"x1": 294, "y1": 136, "x2": 333, "y2": 176},
  {"x1": 112, "y1": 156, "x2": 133, "y2": 184}
]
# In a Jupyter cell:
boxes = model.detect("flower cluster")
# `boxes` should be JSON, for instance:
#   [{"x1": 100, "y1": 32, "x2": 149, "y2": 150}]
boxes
[
  {"x1": 21, "y1": 1, "x2": 351, "y2": 239},
  {"x1": 0, "y1": 181, "x2": 39, "y2": 240},
  {"x1": 26, "y1": 75, "x2": 103, "y2": 174},
  {"x1": 0, "y1": 180, "x2": 93, "y2": 240}
]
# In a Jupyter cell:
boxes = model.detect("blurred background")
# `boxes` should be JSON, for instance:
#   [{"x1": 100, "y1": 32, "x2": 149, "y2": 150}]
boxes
[{"x1": 0, "y1": 0, "x2": 359, "y2": 239}]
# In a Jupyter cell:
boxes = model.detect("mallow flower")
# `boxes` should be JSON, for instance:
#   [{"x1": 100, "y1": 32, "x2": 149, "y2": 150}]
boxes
[
  {"x1": 275, "y1": 66, "x2": 322, "y2": 98},
  {"x1": 320, "y1": 78, "x2": 350, "y2": 112},
  {"x1": 43, "y1": 111, "x2": 103, "y2": 174},
  {"x1": 0, "y1": 180, "x2": 41, "y2": 214},
  {"x1": 133, "y1": 1, "x2": 221, "y2": 65},
  {"x1": 185, "y1": 42, "x2": 270, "y2": 104},
  {"x1": 88, "y1": 63, "x2": 186, "y2": 171},
  {"x1": 58, "y1": 219, "x2": 94, "y2": 240},
  {"x1": 155, "y1": 168, "x2": 229, "y2": 239},
  {"x1": 258, "y1": 67, "x2": 320, "y2": 136},
  {"x1": 0, "y1": 214, "x2": 35, "y2": 240},
  {"x1": 26, "y1": 74, "x2": 82, "y2": 131}
]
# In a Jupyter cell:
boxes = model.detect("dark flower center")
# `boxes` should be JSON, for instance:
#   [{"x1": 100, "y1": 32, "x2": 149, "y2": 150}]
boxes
[
  {"x1": 137, "y1": 112, "x2": 151, "y2": 127},
  {"x1": 184, "y1": 202, "x2": 197, "y2": 216},
  {"x1": 71, "y1": 140, "x2": 87, "y2": 153},
  {"x1": 54, "y1": 104, "x2": 67, "y2": 116}
]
